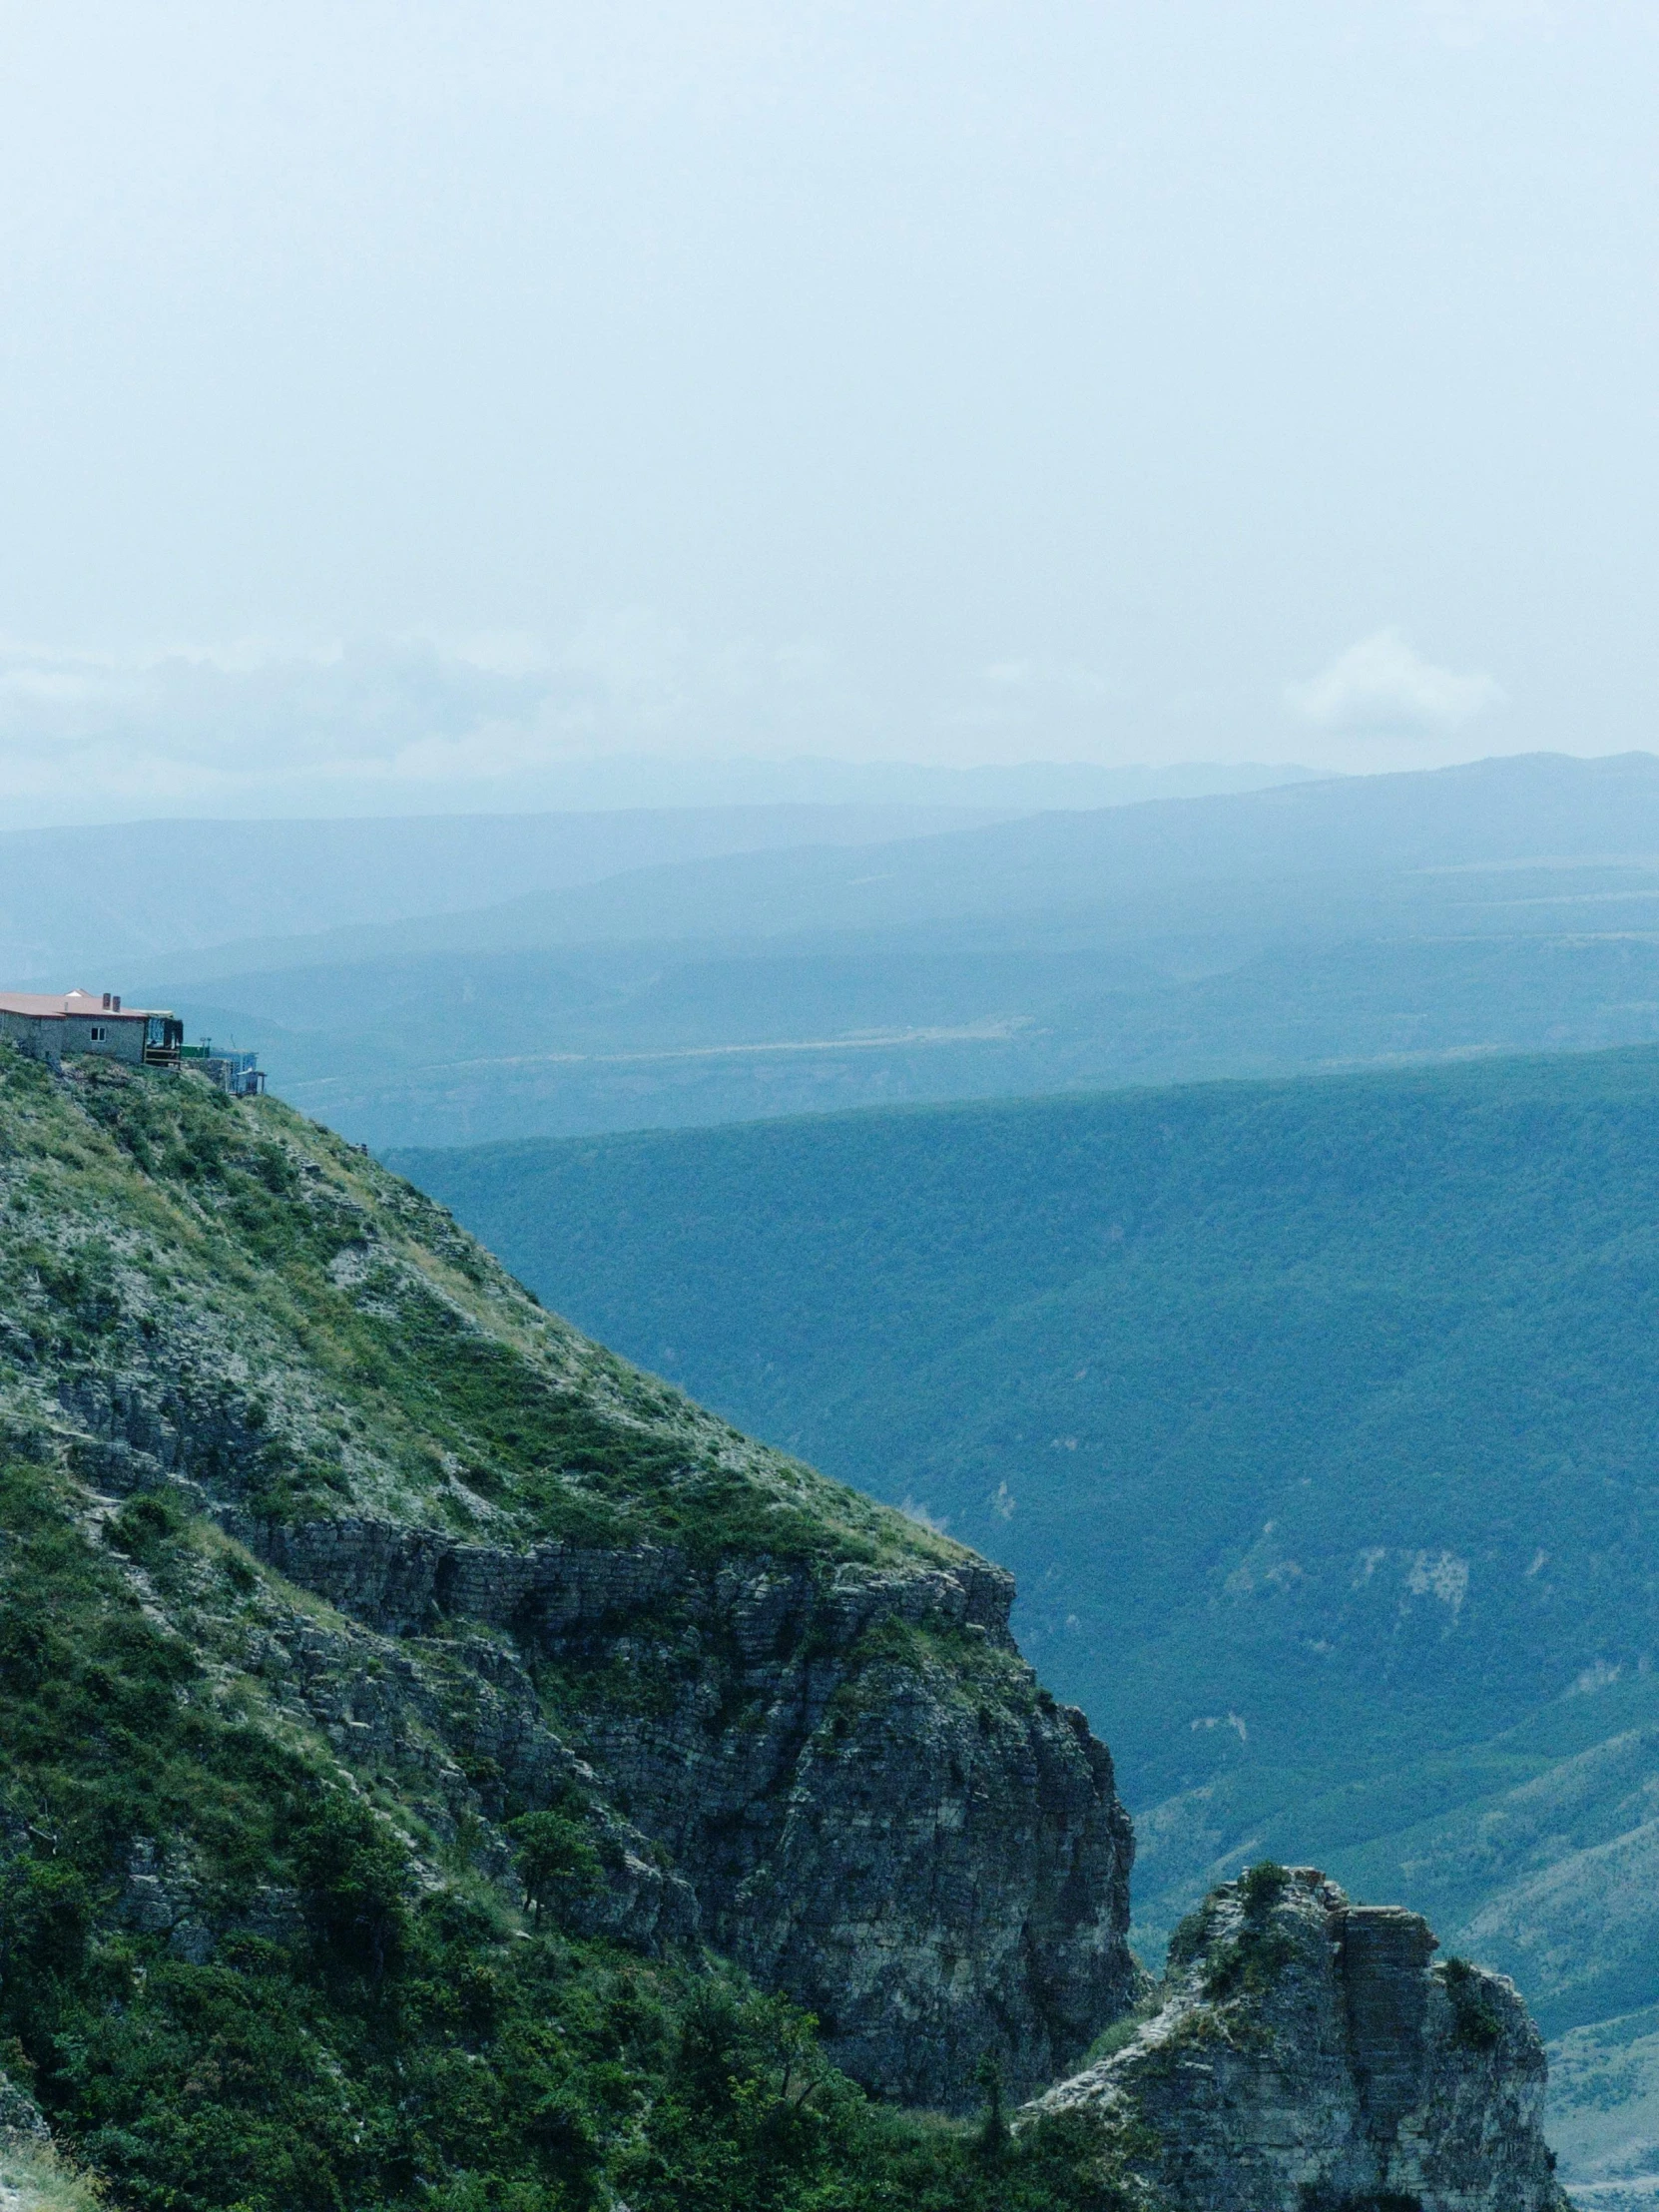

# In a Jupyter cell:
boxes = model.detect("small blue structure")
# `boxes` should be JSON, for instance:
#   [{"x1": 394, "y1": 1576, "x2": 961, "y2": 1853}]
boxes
[{"x1": 179, "y1": 1042, "x2": 267, "y2": 1097}]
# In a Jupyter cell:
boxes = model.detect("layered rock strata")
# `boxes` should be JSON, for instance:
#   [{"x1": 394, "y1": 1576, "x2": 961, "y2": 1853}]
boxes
[
  {"x1": 49, "y1": 1367, "x2": 1139, "y2": 2107},
  {"x1": 1032, "y1": 1865, "x2": 1570, "y2": 2212},
  {"x1": 242, "y1": 1512, "x2": 1138, "y2": 2106}
]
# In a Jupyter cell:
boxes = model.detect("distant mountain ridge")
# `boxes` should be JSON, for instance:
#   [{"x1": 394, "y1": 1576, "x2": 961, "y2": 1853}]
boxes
[
  {"x1": 0, "y1": 801, "x2": 1015, "y2": 981},
  {"x1": 116, "y1": 750, "x2": 1659, "y2": 1149},
  {"x1": 0, "y1": 754, "x2": 1324, "y2": 834},
  {"x1": 0, "y1": 756, "x2": 1332, "y2": 984},
  {"x1": 135, "y1": 752, "x2": 1659, "y2": 986}
]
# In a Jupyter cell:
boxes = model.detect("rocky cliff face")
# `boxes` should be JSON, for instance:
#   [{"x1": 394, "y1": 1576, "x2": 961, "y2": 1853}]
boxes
[
  {"x1": 0, "y1": 1052, "x2": 1137, "y2": 2109},
  {"x1": 239, "y1": 1513, "x2": 1137, "y2": 2104},
  {"x1": 1033, "y1": 1864, "x2": 1570, "y2": 2212}
]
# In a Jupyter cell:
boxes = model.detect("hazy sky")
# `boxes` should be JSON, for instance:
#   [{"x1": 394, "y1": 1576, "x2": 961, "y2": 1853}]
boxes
[{"x1": 1, "y1": 1, "x2": 1655, "y2": 819}]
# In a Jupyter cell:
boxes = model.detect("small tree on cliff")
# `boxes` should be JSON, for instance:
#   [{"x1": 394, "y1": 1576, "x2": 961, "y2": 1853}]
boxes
[
  {"x1": 506, "y1": 1810, "x2": 602, "y2": 1929},
  {"x1": 974, "y1": 2051, "x2": 1009, "y2": 2161}
]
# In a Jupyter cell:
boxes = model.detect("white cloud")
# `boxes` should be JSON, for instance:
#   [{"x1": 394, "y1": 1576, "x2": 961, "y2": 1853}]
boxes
[
  {"x1": 1286, "y1": 628, "x2": 1503, "y2": 739},
  {"x1": 0, "y1": 620, "x2": 865, "y2": 822},
  {"x1": 0, "y1": 621, "x2": 1183, "y2": 824}
]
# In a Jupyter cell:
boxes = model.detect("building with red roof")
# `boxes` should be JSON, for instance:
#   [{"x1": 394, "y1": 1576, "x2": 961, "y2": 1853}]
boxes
[{"x1": 0, "y1": 990, "x2": 184, "y2": 1070}]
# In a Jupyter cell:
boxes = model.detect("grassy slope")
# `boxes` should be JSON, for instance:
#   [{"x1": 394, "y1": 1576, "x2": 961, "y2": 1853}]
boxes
[
  {"x1": 389, "y1": 1045, "x2": 1659, "y2": 2011},
  {"x1": 0, "y1": 1048, "x2": 1111, "y2": 2212},
  {"x1": 0, "y1": 1044, "x2": 942, "y2": 1566}
]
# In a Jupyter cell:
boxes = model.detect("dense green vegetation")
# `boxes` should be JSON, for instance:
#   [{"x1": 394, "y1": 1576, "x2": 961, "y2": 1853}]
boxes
[
  {"x1": 395, "y1": 1043, "x2": 1659, "y2": 2014},
  {"x1": 0, "y1": 1049, "x2": 1136, "y2": 2208},
  {"x1": 0, "y1": 1453, "x2": 1124, "y2": 2212}
]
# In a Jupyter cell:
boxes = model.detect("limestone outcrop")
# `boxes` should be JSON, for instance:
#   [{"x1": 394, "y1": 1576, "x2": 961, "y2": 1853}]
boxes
[
  {"x1": 42, "y1": 1364, "x2": 1140, "y2": 2108},
  {"x1": 241, "y1": 1513, "x2": 1138, "y2": 2107},
  {"x1": 1031, "y1": 1865, "x2": 1570, "y2": 2212}
]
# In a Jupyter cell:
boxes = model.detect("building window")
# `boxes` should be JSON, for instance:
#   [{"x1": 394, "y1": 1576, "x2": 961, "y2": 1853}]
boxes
[{"x1": 90, "y1": 1027, "x2": 106, "y2": 1042}]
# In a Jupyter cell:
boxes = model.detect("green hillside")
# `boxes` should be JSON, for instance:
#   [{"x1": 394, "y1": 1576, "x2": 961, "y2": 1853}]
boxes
[
  {"x1": 0, "y1": 1045, "x2": 1136, "y2": 2212},
  {"x1": 392, "y1": 1045, "x2": 1659, "y2": 2039}
]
